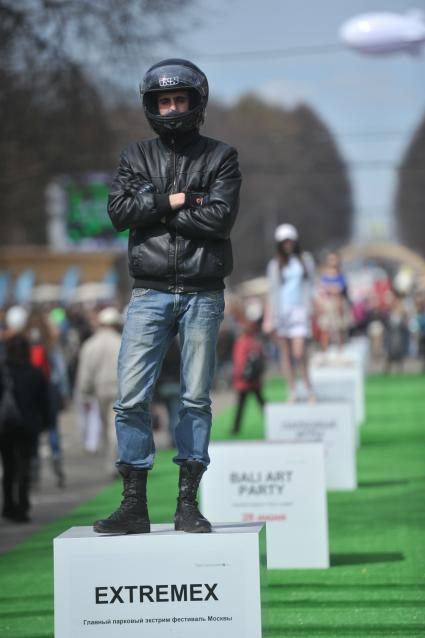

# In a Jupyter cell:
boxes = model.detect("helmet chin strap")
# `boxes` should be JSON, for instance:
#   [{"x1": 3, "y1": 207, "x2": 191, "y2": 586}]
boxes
[
  {"x1": 160, "y1": 127, "x2": 199, "y2": 145},
  {"x1": 147, "y1": 104, "x2": 203, "y2": 138}
]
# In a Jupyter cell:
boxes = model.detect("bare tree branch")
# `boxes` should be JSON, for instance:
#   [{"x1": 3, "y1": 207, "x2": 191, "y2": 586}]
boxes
[{"x1": 1, "y1": 0, "x2": 196, "y2": 244}]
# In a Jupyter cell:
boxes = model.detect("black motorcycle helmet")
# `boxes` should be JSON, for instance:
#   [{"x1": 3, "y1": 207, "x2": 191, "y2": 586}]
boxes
[{"x1": 140, "y1": 58, "x2": 209, "y2": 136}]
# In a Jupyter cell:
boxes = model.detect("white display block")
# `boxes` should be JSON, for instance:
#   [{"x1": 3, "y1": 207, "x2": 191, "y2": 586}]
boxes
[
  {"x1": 309, "y1": 364, "x2": 365, "y2": 426},
  {"x1": 343, "y1": 337, "x2": 370, "y2": 372},
  {"x1": 311, "y1": 339, "x2": 369, "y2": 374},
  {"x1": 54, "y1": 524, "x2": 267, "y2": 638},
  {"x1": 201, "y1": 442, "x2": 329, "y2": 570},
  {"x1": 265, "y1": 402, "x2": 357, "y2": 490}
]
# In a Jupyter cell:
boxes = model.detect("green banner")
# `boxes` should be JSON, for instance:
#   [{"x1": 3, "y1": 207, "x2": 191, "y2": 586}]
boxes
[{"x1": 66, "y1": 180, "x2": 128, "y2": 247}]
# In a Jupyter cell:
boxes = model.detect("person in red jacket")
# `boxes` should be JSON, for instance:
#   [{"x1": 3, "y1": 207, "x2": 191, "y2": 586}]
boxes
[{"x1": 231, "y1": 311, "x2": 265, "y2": 435}]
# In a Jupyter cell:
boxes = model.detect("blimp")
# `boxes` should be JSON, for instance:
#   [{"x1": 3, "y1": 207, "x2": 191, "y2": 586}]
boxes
[{"x1": 340, "y1": 10, "x2": 425, "y2": 55}]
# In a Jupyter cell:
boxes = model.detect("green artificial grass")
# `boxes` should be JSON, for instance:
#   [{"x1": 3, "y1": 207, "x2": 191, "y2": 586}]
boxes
[{"x1": 1, "y1": 374, "x2": 425, "y2": 637}]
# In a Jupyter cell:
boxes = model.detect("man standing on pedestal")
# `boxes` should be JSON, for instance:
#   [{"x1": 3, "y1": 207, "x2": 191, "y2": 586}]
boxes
[{"x1": 94, "y1": 59, "x2": 241, "y2": 534}]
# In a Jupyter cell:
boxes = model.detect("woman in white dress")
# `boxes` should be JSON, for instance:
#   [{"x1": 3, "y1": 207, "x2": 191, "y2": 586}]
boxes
[{"x1": 264, "y1": 224, "x2": 315, "y2": 402}]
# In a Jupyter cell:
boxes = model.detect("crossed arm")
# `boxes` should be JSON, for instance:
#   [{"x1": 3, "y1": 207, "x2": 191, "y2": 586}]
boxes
[{"x1": 108, "y1": 147, "x2": 241, "y2": 241}]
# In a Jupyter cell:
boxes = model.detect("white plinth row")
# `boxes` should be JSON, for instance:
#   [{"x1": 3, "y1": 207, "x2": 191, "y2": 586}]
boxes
[
  {"x1": 54, "y1": 343, "x2": 366, "y2": 637},
  {"x1": 54, "y1": 441, "x2": 330, "y2": 636}
]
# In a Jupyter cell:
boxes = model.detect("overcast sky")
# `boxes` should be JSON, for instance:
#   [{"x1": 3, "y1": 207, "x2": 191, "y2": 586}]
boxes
[{"x1": 149, "y1": 0, "x2": 425, "y2": 242}]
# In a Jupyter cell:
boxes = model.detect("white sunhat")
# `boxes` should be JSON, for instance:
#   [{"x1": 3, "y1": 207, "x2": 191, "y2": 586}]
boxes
[
  {"x1": 274, "y1": 223, "x2": 298, "y2": 243},
  {"x1": 245, "y1": 300, "x2": 263, "y2": 323},
  {"x1": 98, "y1": 307, "x2": 122, "y2": 326},
  {"x1": 5, "y1": 305, "x2": 29, "y2": 332}
]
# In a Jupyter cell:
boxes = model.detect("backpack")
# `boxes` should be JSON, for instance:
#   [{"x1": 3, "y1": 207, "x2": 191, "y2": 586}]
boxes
[
  {"x1": 0, "y1": 367, "x2": 24, "y2": 436},
  {"x1": 241, "y1": 349, "x2": 265, "y2": 382},
  {"x1": 31, "y1": 343, "x2": 51, "y2": 379}
]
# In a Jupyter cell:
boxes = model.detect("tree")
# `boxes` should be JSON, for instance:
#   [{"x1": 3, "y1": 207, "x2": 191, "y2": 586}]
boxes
[
  {"x1": 0, "y1": 1, "x2": 192, "y2": 77},
  {"x1": 0, "y1": 0, "x2": 194, "y2": 245},
  {"x1": 396, "y1": 111, "x2": 425, "y2": 256},
  {"x1": 204, "y1": 96, "x2": 353, "y2": 282}
]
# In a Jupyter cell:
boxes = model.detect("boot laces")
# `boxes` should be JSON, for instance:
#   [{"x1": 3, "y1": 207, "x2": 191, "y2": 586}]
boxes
[{"x1": 179, "y1": 496, "x2": 202, "y2": 515}]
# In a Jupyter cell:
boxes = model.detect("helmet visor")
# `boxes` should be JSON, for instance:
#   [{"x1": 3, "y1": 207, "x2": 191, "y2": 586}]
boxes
[{"x1": 142, "y1": 64, "x2": 206, "y2": 96}]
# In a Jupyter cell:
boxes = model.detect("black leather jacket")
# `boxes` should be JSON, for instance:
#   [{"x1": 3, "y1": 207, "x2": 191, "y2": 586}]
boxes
[{"x1": 108, "y1": 131, "x2": 241, "y2": 292}]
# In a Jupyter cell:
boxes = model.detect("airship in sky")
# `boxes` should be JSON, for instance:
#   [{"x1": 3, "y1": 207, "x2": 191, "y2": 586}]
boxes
[{"x1": 340, "y1": 10, "x2": 425, "y2": 55}]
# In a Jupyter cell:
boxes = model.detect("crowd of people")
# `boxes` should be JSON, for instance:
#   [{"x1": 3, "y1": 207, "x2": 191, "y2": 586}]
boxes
[
  {"x1": 0, "y1": 224, "x2": 424, "y2": 525},
  {"x1": 218, "y1": 224, "x2": 425, "y2": 433},
  {"x1": 0, "y1": 304, "x2": 121, "y2": 522}
]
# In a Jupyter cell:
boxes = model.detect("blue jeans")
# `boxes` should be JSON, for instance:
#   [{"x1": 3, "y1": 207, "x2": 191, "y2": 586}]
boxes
[{"x1": 115, "y1": 289, "x2": 224, "y2": 469}]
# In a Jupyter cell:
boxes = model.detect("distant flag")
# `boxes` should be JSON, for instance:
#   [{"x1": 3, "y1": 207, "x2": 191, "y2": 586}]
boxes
[
  {"x1": 14, "y1": 269, "x2": 35, "y2": 305},
  {"x1": 103, "y1": 268, "x2": 118, "y2": 300},
  {"x1": 0, "y1": 272, "x2": 11, "y2": 308},
  {"x1": 61, "y1": 266, "x2": 81, "y2": 306}
]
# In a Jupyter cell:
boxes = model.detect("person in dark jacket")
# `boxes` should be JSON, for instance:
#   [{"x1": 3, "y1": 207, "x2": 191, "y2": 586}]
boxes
[
  {"x1": 94, "y1": 59, "x2": 241, "y2": 536},
  {"x1": 231, "y1": 316, "x2": 265, "y2": 435},
  {"x1": 0, "y1": 336, "x2": 50, "y2": 522}
]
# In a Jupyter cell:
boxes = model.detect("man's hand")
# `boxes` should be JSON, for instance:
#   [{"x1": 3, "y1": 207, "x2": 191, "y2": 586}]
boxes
[
  {"x1": 169, "y1": 193, "x2": 186, "y2": 210},
  {"x1": 169, "y1": 192, "x2": 208, "y2": 211},
  {"x1": 185, "y1": 192, "x2": 208, "y2": 207}
]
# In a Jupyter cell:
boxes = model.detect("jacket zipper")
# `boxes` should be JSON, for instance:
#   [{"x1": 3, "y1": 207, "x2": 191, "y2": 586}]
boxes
[{"x1": 171, "y1": 138, "x2": 179, "y2": 292}]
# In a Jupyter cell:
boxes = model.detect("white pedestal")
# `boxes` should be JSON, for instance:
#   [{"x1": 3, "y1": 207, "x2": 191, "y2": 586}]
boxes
[
  {"x1": 311, "y1": 339, "x2": 369, "y2": 373},
  {"x1": 201, "y1": 442, "x2": 329, "y2": 570},
  {"x1": 309, "y1": 364, "x2": 365, "y2": 426},
  {"x1": 54, "y1": 524, "x2": 267, "y2": 638},
  {"x1": 265, "y1": 402, "x2": 357, "y2": 490},
  {"x1": 343, "y1": 337, "x2": 370, "y2": 372}
]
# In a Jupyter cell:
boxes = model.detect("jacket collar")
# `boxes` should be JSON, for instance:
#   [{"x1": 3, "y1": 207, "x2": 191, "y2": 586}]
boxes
[{"x1": 159, "y1": 129, "x2": 200, "y2": 152}]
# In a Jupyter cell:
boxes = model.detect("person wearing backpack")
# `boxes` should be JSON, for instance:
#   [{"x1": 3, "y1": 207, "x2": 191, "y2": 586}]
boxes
[
  {"x1": 0, "y1": 335, "x2": 50, "y2": 522},
  {"x1": 26, "y1": 310, "x2": 69, "y2": 488},
  {"x1": 231, "y1": 309, "x2": 265, "y2": 435}
]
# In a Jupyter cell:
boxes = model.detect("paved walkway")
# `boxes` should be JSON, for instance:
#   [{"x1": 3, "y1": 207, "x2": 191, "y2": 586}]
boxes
[{"x1": 0, "y1": 389, "x2": 235, "y2": 555}]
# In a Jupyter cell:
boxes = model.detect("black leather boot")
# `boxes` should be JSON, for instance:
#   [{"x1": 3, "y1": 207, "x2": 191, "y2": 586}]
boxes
[
  {"x1": 174, "y1": 460, "x2": 211, "y2": 533},
  {"x1": 93, "y1": 465, "x2": 150, "y2": 534}
]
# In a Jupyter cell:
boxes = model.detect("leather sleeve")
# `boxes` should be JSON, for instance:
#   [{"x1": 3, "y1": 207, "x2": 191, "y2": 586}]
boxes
[
  {"x1": 34, "y1": 368, "x2": 51, "y2": 430},
  {"x1": 167, "y1": 147, "x2": 242, "y2": 240},
  {"x1": 107, "y1": 150, "x2": 164, "y2": 232}
]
